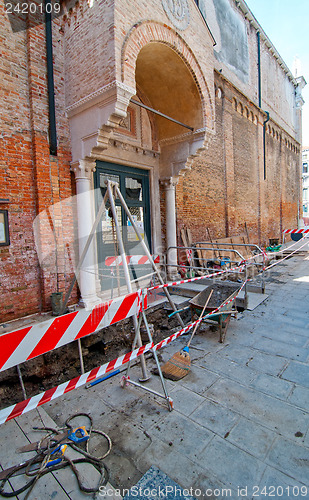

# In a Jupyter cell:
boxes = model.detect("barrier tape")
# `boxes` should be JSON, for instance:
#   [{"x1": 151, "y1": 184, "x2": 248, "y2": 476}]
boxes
[
  {"x1": 264, "y1": 238, "x2": 309, "y2": 271},
  {"x1": 0, "y1": 342, "x2": 154, "y2": 425},
  {"x1": 0, "y1": 291, "x2": 147, "y2": 373},
  {"x1": 105, "y1": 255, "x2": 160, "y2": 266},
  {"x1": 283, "y1": 228, "x2": 309, "y2": 234},
  {"x1": 0, "y1": 238, "x2": 305, "y2": 425},
  {"x1": 0, "y1": 282, "x2": 246, "y2": 425},
  {"x1": 147, "y1": 264, "x2": 246, "y2": 292}
]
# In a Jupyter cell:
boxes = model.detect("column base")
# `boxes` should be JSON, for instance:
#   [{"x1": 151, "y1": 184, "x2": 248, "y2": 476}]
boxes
[
  {"x1": 167, "y1": 270, "x2": 180, "y2": 281},
  {"x1": 79, "y1": 294, "x2": 102, "y2": 310}
]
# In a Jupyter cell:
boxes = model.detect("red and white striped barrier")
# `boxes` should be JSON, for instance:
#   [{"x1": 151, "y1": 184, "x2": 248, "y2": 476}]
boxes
[
  {"x1": 0, "y1": 282, "x2": 247, "y2": 425},
  {"x1": 282, "y1": 228, "x2": 309, "y2": 235},
  {"x1": 0, "y1": 311, "x2": 208, "y2": 425},
  {"x1": 105, "y1": 255, "x2": 160, "y2": 266},
  {"x1": 0, "y1": 291, "x2": 146, "y2": 373},
  {"x1": 0, "y1": 341, "x2": 154, "y2": 425}
]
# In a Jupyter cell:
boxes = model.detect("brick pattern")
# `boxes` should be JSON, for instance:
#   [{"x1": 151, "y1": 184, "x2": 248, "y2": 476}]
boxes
[
  {"x1": 175, "y1": 73, "x2": 300, "y2": 248},
  {"x1": 0, "y1": 0, "x2": 302, "y2": 323},
  {"x1": 0, "y1": 5, "x2": 76, "y2": 322}
]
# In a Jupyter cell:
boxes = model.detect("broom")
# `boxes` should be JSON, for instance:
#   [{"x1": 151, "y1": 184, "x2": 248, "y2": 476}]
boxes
[{"x1": 161, "y1": 290, "x2": 213, "y2": 381}]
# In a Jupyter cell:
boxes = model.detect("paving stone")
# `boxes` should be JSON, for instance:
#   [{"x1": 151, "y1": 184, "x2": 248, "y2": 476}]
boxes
[
  {"x1": 123, "y1": 466, "x2": 197, "y2": 500},
  {"x1": 205, "y1": 379, "x2": 309, "y2": 440},
  {"x1": 3, "y1": 255, "x2": 309, "y2": 497},
  {"x1": 198, "y1": 435, "x2": 265, "y2": 490},
  {"x1": 178, "y1": 364, "x2": 219, "y2": 396},
  {"x1": 261, "y1": 328, "x2": 309, "y2": 348},
  {"x1": 213, "y1": 343, "x2": 256, "y2": 365},
  {"x1": 199, "y1": 354, "x2": 256, "y2": 385},
  {"x1": 246, "y1": 351, "x2": 289, "y2": 376},
  {"x1": 278, "y1": 314, "x2": 309, "y2": 329},
  {"x1": 304, "y1": 431, "x2": 309, "y2": 448},
  {"x1": 249, "y1": 373, "x2": 294, "y2": 400},
  {"x1": 104, "y1": 417, "x2": 152, "y2": 457},
  {"x1": 226, "y1": 417, "x2": 275, "y2": 459},
  {"x1": 287, "y1": 385, "x2": 309, "y2": 411},
  {"x1": 192, "y1": 472, "x2": 238, "y2": 500},
  {"x1": 190, "y1": 398, "x2": 240, "y2": 437},
  {"x1": 123, "y1": 392, "x2": 173, "y2": 430},
  {"x1": 149, "y1": 411, "x2": 214, "y2": 462},
  {"x1": 258, "y1": 466, "x2": 308, "y2": 500},
  {"x1": 169, "y1": 385, "x2": 205, "y2": 416},
  {"x1": 281, "y1": 361, "x2": 309, "y2": 388},
  {"x1": 252, "y1": 337, "x2": 309, "y2": 362},
  {"x1": 135, "y1": 440, "x2": 207, "y2": 492},
  {"x1": 267, "y1": 437, "x2": 309, "y2": 486},
  {"x1": 229, "y1": 330, "x2": 260, "y2": 348}
]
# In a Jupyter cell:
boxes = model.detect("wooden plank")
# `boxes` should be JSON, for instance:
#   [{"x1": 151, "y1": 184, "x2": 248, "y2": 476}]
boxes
[
  {"x1": 230, "y1": 236, "x2": 245, "y2": 261},
  {"x1": 181, "y1": 228, "x2": 194, "y2": 271},
  {"x1": 242, "y1": 236, "x2": 253, "y2": 259},
  {"x1": 206, "y1": 228, "x2": 218, "y2": 258},
  {"x1": 186, "y1": 228, "x2": 193, "y2": 247}
]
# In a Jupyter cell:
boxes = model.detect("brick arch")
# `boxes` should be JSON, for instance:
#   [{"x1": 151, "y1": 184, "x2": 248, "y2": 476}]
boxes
[{"x1": 121, "y1": 21, "x2": 214, "y2": 130}]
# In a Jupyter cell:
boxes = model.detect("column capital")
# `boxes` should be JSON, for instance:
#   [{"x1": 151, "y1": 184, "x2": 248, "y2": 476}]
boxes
[
  {"x1": 71, "y1": 158, "x2": 96, "y2": 180},
  {"x1": 159, "y1": 176, "x2": 179, "y2": 190}
]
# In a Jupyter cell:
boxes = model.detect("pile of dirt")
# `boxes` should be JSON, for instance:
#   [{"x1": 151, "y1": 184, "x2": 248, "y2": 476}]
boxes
[{"x1": 0, "y1": 305, "x2": 189, "y2": 410}]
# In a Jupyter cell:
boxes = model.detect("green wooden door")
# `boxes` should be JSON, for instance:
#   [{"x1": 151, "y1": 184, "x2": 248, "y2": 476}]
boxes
[{"x1": 94, "y1": 161, "x2": 151, "y2": 290}]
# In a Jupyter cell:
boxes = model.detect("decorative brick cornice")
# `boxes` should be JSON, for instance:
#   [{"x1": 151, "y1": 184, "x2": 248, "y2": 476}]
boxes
[{"x1": 66, "y1": 81, "x2": 136, "y2": 117}]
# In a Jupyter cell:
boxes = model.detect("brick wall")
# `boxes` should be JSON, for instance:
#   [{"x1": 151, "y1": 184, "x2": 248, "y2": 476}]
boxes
[
  {"x1": 175, "y1": 72, "x2": 300, "y2": 248},
  {"x1": 0, "y1": 5, "x2": 76, "y2": 323},
  {"x1": 0, "y1": 0, "x2": 302, "y2": 323}
]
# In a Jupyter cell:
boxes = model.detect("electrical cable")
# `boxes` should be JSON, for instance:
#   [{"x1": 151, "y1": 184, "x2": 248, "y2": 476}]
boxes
[{"x1": 0, "y1": 413, "x2": 112, "y2": 498}]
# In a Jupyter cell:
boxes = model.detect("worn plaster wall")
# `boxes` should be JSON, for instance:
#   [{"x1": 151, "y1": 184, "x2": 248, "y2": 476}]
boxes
[{"x1": 201, "y1": 0, "x2": 299, "y2": 140}]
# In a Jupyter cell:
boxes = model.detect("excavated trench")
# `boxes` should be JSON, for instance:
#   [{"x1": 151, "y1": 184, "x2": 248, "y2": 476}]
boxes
[{"x1": 0, "y1": 305, "x2": 191, "y2": 410}]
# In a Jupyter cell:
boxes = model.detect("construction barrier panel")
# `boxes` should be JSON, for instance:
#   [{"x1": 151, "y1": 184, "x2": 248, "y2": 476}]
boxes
[
  {"x1": 0, "y1": 280, "x2": 248, "y2": 425},
  {"x1": 105, "y1": 255, "x2": 160, "y2": 266},
  {"x1": 0, "y1": 290, "x2": 146, "y2": 372}
]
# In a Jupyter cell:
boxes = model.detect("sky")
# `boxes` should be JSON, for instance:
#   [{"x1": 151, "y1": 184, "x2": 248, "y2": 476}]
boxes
[{"x1": 244, "y1": 0, "x2": 309, "y2": 148}]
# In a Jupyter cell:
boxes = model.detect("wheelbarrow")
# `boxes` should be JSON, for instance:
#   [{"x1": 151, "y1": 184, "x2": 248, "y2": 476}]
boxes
[{"x1": 189, "y1": 283, "x2": 239, "y2": 343}]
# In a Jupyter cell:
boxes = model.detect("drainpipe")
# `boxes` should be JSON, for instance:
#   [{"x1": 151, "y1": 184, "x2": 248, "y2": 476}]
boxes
[
  {"x1": 257, "y1": 31, "x2": 262, "y2": 109},
  {"x1": 45, "y1": 0, "x2": 57, "y2": 155},
  {"x1": 263, "y1": 111, "x2": 270, "y2": 180}
]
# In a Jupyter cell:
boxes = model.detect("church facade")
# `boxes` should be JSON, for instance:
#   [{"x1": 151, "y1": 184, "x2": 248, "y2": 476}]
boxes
[{"x1": 0, "y1": 0, "x2": 304, "y2": 321}]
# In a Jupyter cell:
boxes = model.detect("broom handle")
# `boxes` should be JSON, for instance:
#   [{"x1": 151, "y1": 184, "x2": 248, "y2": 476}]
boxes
[{"x1": 187, "y1": 289, "x2": 213, "y2": 348}]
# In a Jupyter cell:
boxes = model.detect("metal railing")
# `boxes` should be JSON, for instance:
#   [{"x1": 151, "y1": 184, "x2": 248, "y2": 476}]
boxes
[{"x1": 166, "y1": 243, "x2": 266, "y2": 296}]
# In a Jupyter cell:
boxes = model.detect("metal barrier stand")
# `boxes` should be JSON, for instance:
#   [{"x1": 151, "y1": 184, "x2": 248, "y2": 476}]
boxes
[{"x1": 120, "y1": 290, "x2": 173, "y2": 411}]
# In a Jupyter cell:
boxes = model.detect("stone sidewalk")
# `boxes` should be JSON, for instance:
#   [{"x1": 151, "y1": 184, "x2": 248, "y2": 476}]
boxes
[{"x1": 1, "y1": 246, "x2": 309, "y2": 499}]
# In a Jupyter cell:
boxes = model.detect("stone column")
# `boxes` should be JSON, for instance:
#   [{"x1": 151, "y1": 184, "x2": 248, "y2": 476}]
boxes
[
  {"x1": 161, "y1": 177, "x2": 179, "y2": 279},
  {"x1": 72, "y1": 159, "x2": 100, "y2": 308}
]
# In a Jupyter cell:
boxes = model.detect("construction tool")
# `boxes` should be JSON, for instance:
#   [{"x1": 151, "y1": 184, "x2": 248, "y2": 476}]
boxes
[
  {"x1": 161, "y1": 290, "x2": 213, "y2": 381},
  {"x1": 0, "y1": 414, "x2": 111, "y2": 497},
  {"x1": 46, "y1": 444, "x2": 67, "y2": 467},
  {"x1": 17, "y1": 426, "x2": 89, "y2": 453}
]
